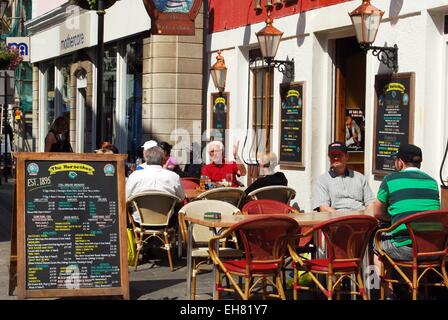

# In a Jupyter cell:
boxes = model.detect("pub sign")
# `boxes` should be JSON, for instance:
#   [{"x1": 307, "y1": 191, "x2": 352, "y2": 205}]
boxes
[{"x1": 143, "y1": 0, "x2": 202, "y2": 35}]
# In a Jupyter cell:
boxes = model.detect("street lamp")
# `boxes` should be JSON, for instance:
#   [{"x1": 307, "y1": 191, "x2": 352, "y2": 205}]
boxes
[
  {"x1": 349, "y1": 0, "x2": 398, "y2": 73},
  {"x1": 255, "y1": 11, "x2": 294, "y2": 79},
  {"x1": 210, "y1": 50, "x2": 227, "y2": 93}
]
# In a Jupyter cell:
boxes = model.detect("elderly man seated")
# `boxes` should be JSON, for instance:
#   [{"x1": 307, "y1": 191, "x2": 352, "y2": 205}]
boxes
[
  {"x1": 201, "y1": 140, "x2": 246, "y2": 187},
  {"x1": 126, "y1": 146, "x2": 185, "y2": 223}
]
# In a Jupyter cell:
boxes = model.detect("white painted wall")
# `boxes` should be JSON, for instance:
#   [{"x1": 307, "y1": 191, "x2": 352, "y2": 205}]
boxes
[
  {"x1": 207, "y1": 0, "x2": 448, "y2": 211},
  {"x1": 32, "y1": 0, "x2": 68, "y2": 18}
]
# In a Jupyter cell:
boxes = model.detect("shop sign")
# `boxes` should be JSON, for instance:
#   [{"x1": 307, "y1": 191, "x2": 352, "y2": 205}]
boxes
[
  {"x1": 6, "y1": 37, "x2": 30, "y2": 62},
  {"x1": 142, "y1": 0, "x2": 202, "y2": 35}
]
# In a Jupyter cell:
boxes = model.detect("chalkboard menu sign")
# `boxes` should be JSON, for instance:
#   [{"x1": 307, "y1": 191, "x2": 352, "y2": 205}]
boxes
[
  {"x1": 210, "y1": 92, "x2": 229, "y2": 149},
  {"x1": 373, "y1": 73, "x2": 415, "y2": 175},
  {"x1": 12, "y1": 153, "x2": 129, "y2": 299},
  {"x1": 279, "y1": 82, "x2": 305, "y2": 168}
]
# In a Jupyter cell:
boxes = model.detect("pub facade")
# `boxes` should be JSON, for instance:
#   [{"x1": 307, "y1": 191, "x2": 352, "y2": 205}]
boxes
[{"x1": 206, "y1": 0, "x2": 448, "y2": 211}]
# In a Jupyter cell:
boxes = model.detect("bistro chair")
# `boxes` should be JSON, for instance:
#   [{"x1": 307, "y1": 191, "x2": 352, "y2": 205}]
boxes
[
  {"x1": 288, "y1": 215, "x2": 378, "y2": 300},
  {"x1": 181, "y1": 177, "x2": 200, "y2": 190},
  {"x1": 178, "y1": 200, "x2": 243, "y2": 299},
  {"x1": 241, "y1": 199, "x2": 313, "y2": 249},
  {"x1": 127, "y1": 191, "x2": 181, "y2": 271},
  {"x1": 196, "y1": 187, "x2": 245, "y2": 208},
  {"x1": 374, "y1": 210, "x2": 448, "y2": 300},
  {"x1": 209, "y1": 215, "x2": 300, "y2": 300},
  {"x1": 245, "y1": 185, "x2": 296, "y2": 205}
]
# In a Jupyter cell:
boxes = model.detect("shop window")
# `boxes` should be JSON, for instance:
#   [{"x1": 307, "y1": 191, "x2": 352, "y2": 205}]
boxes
[
  {"x1": 103, "y1": 45, "x2": 117, "y2": 145},
  {"x1": 60, "y1": 58, "x2": 71, "y2": 119},
  {"x1": 45, "y1": 62, "x2": 55, "y2": 133},
  {"x1": 125, "y1": 40, "x2": 143, "y2": 162}
]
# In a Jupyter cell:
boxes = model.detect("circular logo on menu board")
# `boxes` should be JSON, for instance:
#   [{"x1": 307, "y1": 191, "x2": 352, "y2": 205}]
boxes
[
  {"x1": 27, "y1": 163, "x2": 39, "y2": 176},
  {"x1": 104, "y1": 164, "x2": 115, "y2": 176}
]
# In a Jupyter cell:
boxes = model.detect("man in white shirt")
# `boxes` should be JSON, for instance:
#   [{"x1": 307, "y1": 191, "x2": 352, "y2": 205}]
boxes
[{"x1": 126, "y1": 146, "x2": 185, "y2": 223}]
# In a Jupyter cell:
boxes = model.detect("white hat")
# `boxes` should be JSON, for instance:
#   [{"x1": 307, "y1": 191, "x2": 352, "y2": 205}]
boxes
[{"x1": 141, "y1": 140, "x2": 157, "y2": 151}]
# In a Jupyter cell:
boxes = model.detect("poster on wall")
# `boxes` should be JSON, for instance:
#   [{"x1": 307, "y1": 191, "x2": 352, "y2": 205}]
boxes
[
  {"x1": 142, "y1": 0, "x2": 202, "y2": 35},
  {"x1": 278, "y1": 82, "x2": 305, "y2": 168},
  {"x1": 210, "y1": 92, "x2": 229, "y2": 150},
  {"x1": 373, "y1": 72, "x2": 415, "y2": 175},
  {"x1": 345, "y1": 108, "x2": 365, "y2": 152}
]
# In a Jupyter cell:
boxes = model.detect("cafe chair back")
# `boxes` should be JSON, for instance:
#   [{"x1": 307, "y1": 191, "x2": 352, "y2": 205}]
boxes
[
  {"x1": 374, "y1": 209, "x2": 448, "y2": 300},
  {"x1": 209, "y1": 215, "x2": 300, "y2": 300},
  {"x1": 181, "y1": 177, "x2": 200, "y2": 190},
  {"x1": 246, "y1": 185, "x2": 296, "y2": 204},
  {"x1": 178, "y1": 200, "x2": 242, "y2": 299},
  {"x1": 127, "y1": 191, "x2": 181, "y2": 271},
  {"x1": 288, "y1": 215, "x2": 378, "y2": 300},
  {"x1": 196, "y1": 187, "x2": 245, "y2": 208}
]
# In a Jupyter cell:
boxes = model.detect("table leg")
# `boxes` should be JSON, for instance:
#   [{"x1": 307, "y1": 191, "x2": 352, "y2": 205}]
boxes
[
  {"x1": 212, "y1": 227, "x2": 219, "y2": 300},
  {"x1": 186, "y1": 222, "x2": 193, "y2": 299}
]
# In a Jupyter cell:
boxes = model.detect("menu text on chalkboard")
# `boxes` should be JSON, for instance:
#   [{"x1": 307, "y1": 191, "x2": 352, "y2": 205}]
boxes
[
  {"x1": 13, "y1": 153, "x2": 128, "y2": 299},
  {"x1": 279, "y1": 82, "x2": 305, "y2": 168},
  {"x1": 373, "y1": 73, "x2": 415, "y2": 175}
]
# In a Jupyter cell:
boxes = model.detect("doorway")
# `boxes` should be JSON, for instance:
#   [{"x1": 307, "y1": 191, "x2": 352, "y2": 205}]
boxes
[{"x1": 334, "y1": 37, "x2": 366, "y2": 174}]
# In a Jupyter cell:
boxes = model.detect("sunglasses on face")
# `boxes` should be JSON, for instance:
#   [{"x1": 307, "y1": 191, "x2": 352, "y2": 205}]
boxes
[{"x1": 209, "y1": 150, "x2": 222, "y2": 155}]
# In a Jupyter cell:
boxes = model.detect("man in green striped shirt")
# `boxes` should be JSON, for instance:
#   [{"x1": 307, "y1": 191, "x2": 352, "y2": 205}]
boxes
[{"x1": 374, "y1": 144, "x2": 440, "y2": 261}]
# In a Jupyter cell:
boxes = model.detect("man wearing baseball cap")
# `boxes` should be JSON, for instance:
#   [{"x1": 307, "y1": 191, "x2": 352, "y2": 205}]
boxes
[
  {"x1": 374, "y1": 144, "x2": 440, "y2": 261},
  {"x1": 313, "y1": 141, "x2": 375, "y2": 213},
  {"x1": 135, "y1": 140, "x2": 158, "y2": 170}
]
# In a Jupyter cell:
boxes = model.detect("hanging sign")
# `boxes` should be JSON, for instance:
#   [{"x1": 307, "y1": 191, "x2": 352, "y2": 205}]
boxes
[{"x1": 143, "y1": 0, "x2": 202, "y2": 35}]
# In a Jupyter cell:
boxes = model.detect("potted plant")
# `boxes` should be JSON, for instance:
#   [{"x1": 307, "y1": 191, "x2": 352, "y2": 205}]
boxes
[
  {"x1": 0, "y1": 45, "x2": 23, "y2": 70},
  {"x1": 69, "y1": 0, "x2": 118, "y2": 10}
]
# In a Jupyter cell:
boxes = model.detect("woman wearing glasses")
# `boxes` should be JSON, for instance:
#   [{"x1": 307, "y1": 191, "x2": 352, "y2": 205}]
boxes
[{"x1": 201, "y1": 140, "x2": 246, "y2": 187}]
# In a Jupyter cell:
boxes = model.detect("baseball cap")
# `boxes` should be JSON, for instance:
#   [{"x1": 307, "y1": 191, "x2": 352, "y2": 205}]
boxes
[
  {"x1": 328, "y1": 141, "x2": 347, "y2": 155},
  {"x1": 141, "y1": 140, "x2": 157, "y2": 151},
  {"x1": 395, "y1": 144, "x2": 422, "y2": 163}
]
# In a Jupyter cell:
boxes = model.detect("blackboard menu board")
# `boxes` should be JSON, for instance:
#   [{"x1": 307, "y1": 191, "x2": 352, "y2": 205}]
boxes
[
  {"x1": 279, "y1": 82, "x2": 305, "y2": 168},
  {"x1": 13, "y1": 153, "x2": 129, "y2": 299},
  {"x1": 373, "y1": 73, "x2": 415, "y2": 175},
  {"x1": 211, "y1": 92, "x2": 229, "y2": 149}
]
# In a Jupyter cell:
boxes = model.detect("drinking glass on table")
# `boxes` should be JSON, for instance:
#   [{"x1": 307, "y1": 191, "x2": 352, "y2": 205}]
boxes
[{"x1": 226, "y1": 173, "x2": 234, "y2": 187}]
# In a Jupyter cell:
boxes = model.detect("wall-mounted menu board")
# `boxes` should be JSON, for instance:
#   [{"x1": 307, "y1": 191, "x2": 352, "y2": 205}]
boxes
[
  {"x1": 279, "y1": 82, "x2": 305, "y2": 168},
  {"x1": 210, "y1": 92, "x2": 229, "y2": 149},
  {"x1": 373, "y1": 73, "x2": 415, "y2": 175},
  {"x1": 12, "y1": 152, "x2": 129, "y2": 299}
]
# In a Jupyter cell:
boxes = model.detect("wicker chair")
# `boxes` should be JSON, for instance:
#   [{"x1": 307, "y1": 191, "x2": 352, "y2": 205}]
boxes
[
  {"x1": 288, "y1": 215, "x2": 378, "y2": 300},
  {"x1": 374, "y1": 210, "x2": 448, "y2": 300},
  {"x1": 245, "y1": 185, "x2": 296, "y2": 205},
  {"x1": 178, "y1": 200, "x2": 243, "y2": 299},
  {"x1": 209, "y1": 215, "x2": 300, "y2": 300},
  {"x1": 196, "y1": 187, "x2": 245, "y2": 208},
  {"x1": 127, "y1": 191, "x2": 181, "y2": 271}
]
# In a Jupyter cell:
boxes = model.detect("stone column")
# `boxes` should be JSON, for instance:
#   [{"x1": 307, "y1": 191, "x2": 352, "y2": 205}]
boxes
[{"x1": 141, "y1": 9, "x2": 204, "y2": 164}]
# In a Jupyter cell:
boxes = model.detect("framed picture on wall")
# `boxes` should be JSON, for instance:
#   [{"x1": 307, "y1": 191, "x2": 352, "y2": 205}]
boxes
[
  {"x1": 210, "y1": 92, "x2": 229, "y2": 151},
  {"x1": 278, "y1": 81, "x2": 305, "y2": 169},
  {"x1": 373, "y1": 72, "x2": 415, "y2": 176}
]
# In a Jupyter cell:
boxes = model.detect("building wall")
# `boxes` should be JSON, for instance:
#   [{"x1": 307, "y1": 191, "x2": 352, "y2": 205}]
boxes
[
  {"x1": 207, "y1": 0, "x2": 448, "y2": 211},
  {"x1": 141, "y1": 8, "x2": 204, "y2": 159}
]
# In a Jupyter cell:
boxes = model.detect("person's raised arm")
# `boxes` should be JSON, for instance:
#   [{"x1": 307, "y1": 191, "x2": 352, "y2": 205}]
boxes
[{"x1": 233, "y1": 140, "x2": 246, "y2": 176}]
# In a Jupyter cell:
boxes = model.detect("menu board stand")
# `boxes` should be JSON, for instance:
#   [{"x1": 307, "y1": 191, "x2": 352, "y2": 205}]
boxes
[
  {"x1": 373, "y1": 73, "x2": 415, "y2": 176},
  {"x1": 11, "y1": 152, "x2": 129, "y2": 300},
  {"x1": 278, "y1": 82, "x2": 305, "y2": 169}
]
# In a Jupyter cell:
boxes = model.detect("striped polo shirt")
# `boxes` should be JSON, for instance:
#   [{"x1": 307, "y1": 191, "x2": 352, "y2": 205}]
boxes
[{"x1": 377, "y1": 167, "x2": 440, "y2": 247}]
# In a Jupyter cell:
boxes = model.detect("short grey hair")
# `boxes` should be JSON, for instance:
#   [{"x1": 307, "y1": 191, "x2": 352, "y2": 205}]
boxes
[
  {"x1": 144, "y1": 146, "x2": 165, "y2": 165},
  {"x1": 208, "y1": 140, "x2": 224, "y2": 152}
]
